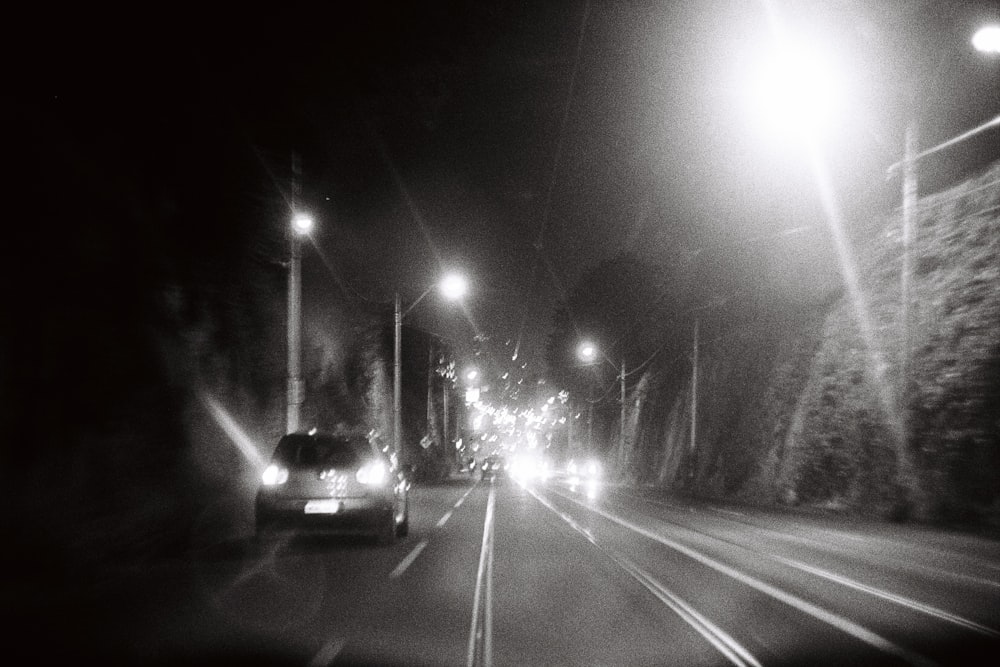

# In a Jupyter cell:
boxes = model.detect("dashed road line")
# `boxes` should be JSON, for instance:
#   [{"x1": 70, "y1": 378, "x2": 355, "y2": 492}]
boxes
[
  {"x1": 467, "y1": 484, "x2": 496, "y2": 667},
  {"x1": 308, "y1": 637, "x2": 346, "y2": 667},
  {"x1": 389, "y1": 539, "x2": 429, "y2": 579},
  {"x1": 391, "y1": 481, "x2": 479, "y2": 580},
  {"x1": 454, "y1": 481, "x2": 478, "y2": 509}
]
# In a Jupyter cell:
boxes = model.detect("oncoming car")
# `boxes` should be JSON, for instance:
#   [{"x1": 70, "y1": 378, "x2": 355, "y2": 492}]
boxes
[{"x1": 255, "y1": 431, "x2": 409, "y2": 544}]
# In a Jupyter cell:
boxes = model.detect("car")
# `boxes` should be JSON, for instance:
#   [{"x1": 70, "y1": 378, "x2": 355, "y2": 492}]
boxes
[
  {"x1": 480, "y1": 454, "x2": 507, "y2": 480},
  {"x1": 255, "y1": 431, "x2": 409, "y2": 544}
]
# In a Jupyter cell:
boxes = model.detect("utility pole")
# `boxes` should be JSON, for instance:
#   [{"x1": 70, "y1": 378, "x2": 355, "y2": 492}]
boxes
[
  {"x1": 393, "y1": 293, "x2": 402, "y2": 461},
  {"x1": 689, "y1": 318, "x2": 699, "y2": 478},
  {"x1": 901, "y1": 121, "x2": 918, "y2": 448},
  {"x1": 443, "y1": 377, "x2": 450, "y2": 455},
  {"x1": 286, "y1": 152, "x2": 304, "y2": 434},
  {"x1": 427, "y1": 343, "x2": 435, "y2": 440},
  {"x1": 587, "y1": 402, "x2": 594, "y2": 454},
  {"x1": 567, "y1": 399, "x2": 574, "y2": 456}
]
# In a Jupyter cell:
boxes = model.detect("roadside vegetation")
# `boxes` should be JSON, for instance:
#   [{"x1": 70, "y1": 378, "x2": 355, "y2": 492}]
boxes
[{"x1": 632, "y1": 161, "x2": 1000, "y2": 524}]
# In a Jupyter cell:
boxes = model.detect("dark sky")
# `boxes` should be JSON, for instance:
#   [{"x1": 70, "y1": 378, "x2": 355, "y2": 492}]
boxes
[{"x1": 7, "y1": 0, "x2": 999, "y2": 376}]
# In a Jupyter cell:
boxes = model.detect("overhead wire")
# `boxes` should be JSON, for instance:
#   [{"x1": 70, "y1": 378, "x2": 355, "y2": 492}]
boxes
[{"x1": 513, "y1": 0, "x2": 592, "y2": 362}]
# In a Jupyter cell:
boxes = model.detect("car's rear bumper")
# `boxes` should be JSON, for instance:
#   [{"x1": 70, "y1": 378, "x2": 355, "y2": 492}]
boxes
[{"x1": 255, "y1": 495, "x2": 393, "y2": 533}]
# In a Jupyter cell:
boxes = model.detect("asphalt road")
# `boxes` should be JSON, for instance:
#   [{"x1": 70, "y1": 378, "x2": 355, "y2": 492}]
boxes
[{"x1": 13, "y1": 474, "x2": 1000, "y2": 666}]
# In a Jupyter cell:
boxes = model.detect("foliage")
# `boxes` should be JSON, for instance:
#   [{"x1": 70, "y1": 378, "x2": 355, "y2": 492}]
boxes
[{"x1": 624, "y1": 160, "x2": 1000, "y2": 525}]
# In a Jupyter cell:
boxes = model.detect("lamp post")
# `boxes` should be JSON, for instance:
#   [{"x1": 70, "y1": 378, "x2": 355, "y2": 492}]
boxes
[
  {"x1": 887, "y1": 24, "x2": 1000, "y2": 485},
  {"x1": 576, "y1": 340, "x2": 626, "y2": 468},
  {"x1": 286, "y1": 211, "x2": 314, "y2": 434},
  {"x1": 393, "y1": 272, "x2": 468, "y2": 461}
]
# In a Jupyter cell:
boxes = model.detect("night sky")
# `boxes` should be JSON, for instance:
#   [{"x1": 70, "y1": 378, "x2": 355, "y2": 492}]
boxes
[{"x1": 5, "y1": 1, "x2": 999, "y2": 402}]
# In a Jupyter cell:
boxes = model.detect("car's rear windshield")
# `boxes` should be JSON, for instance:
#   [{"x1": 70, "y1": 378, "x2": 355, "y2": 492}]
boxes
[{"x1": 273, "y1": 434, "x2": 372, "y2": 467}]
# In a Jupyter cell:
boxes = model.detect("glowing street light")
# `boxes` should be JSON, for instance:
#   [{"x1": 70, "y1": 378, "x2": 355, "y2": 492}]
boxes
[
  {"x1": 743, "y1": 34, "x2": 845, "y2": 142},
  {"x1": 466, "y1": 368, "x2": 479, "y2": 382},
  {"x1": 440, "y1": 273, "x2": 469, "y2": 301},
  {"x1": 577, "y1": 341, "x2": 597, "y2": 364},
  {"x1": 291, "y1": 212, "x2": 314, "y2": 236},
  {"x1": 973, "y1": 24, "x2": 1000, "y2": 54},
  {"x1": 576, "y1": 340, "x2": 627, "y2": 467}
]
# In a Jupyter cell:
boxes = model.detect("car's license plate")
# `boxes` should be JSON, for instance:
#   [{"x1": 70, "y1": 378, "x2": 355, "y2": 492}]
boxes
[{"x1": 304, "y1": 499, "x2": 341, "y2": 514}]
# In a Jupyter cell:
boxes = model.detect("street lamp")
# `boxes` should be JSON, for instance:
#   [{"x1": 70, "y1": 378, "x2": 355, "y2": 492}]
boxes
[
  {"x1": 889, "y1": 24, "x2": 1000, "y2": 482},
  {"x1": 973, "y1": 24, "x2": 1000, "y2": 54},
  {"x1": 576, "y1": 341, "x2": 626, "y2": 470},
  {"x1": 394, "y1": 272, "x2": 468, "y2": 462},
  {"x1": 291, "y1": 212, "x2": 314, "y2": 235},
  {"x1": 287, "y1": 211, "x2": 313, "y2": 433},
  {"x1": 440, "y1": 273, "x2": 469, "y2": 301},
  {"x1": 743, "y1": 36, "x2": 845, "y2": 143}
]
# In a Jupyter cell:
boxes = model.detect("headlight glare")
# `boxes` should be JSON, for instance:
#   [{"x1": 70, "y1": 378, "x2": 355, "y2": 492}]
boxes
[{"x1": 262, "y1": 464, "x2": 288, "y2": 486}]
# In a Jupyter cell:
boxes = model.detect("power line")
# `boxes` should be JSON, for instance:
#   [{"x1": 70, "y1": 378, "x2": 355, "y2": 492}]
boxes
[{"x1": 514, "y1": 0, "x2": 592, "y2": 361}]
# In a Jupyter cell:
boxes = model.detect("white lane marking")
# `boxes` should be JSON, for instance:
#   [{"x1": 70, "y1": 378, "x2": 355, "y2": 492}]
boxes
[
  {"x1": 393, "y1": 482, "x2": 477, "y2": 580},
  {"x1": 467, "y1": 484, "x2": 496, "y2": 667},
  {"x1": 713, "y1": 508, "x2": 745, "y2": 518},
  {"x1": 454, "y1": 482, "x2": 478, "y2": 509},
  {"x1": 614, "y1": 490, "x2": 1000, "y2": 628},
  {"x1": 484, "y1": 497, "x2": 495, "y2": 666},
  {"x1": 551, "y1": 489, "x2": 935, "y2": 667},
  {"x1": 770, "y1": 554, "x2": 1000, "y2": 639},
  {"x1": 308, "y1": 637, "x2": 346, "y2": 667},
  {"x1": 389, "y1": 539, "x2": 429, "y2": 579},
  {"x1": 527, "y1": 487, "x2": 760, "y2": 667}
]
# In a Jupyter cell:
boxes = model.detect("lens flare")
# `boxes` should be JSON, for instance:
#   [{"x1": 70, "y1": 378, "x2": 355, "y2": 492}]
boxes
[
  {"x1": 200, "y1": 393, "x2": 266, "y2": 471},
  {"x1": 803, "y1": 140, "x2": 903, "y2": 441}
]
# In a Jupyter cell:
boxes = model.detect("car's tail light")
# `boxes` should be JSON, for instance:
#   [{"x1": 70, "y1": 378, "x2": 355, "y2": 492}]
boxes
[
  {"x1": 356, "y1": 460, "x2": 388, "y2": 486},
  {"x1": 262, "y1": 464, "x2": 289, "y2": 486}
]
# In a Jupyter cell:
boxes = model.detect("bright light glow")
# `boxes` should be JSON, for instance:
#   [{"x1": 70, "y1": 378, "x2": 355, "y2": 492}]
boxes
[
  {"x1": 440, "y1": 273, "x2": 468, "y2": 300},
  {"x1": 200, "y1": 393, "x2": 265, "y2": 471},
  {"x1": 577, "y1": 341, "x2": 597, "y2": 363},
  {"x1": 510, "y1": 454, "x2": 549, "y2": 483},
  {"x1": 973, "y1": 25, "x2": 1000, "y2": 53},
  {"x1": 262, "y1": 464, "x2": 288, "y2": 486},
  {"x1": 466, "y1": 369, "x2": 479, "y2": 381},
  {"x1": 356, "y1": 460, "x2": 388, "y2": 486},
  {"x1": 745, "y1": 38, "x2": 844, "y2": 140},
  {"x1": 292, "y1": 212, "x2": 314, "y2": 235}
]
